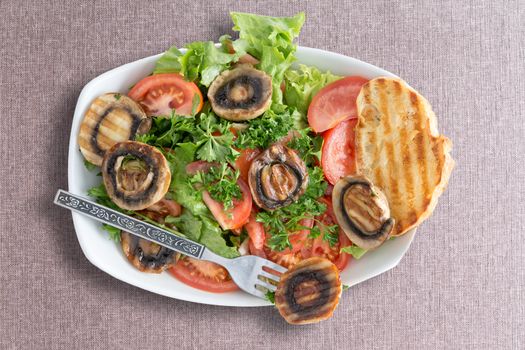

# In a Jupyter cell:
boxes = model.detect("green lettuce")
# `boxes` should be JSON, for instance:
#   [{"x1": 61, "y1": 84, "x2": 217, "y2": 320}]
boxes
[
  {"x1": 164, "y1": 145, "x2": 239, "y2": 258},
  {"x1": 153, "y1": 41, "x2": 244, "y2": 87},
  {"x1": 341, "y1": 245, "x2": 367, "y2": 259},
  {"x1": 231, "y1": 12, "x2": 305, "y2": 104},
  {"x1": 284, "y1": 64, "x2": 341, "y2": 116}
]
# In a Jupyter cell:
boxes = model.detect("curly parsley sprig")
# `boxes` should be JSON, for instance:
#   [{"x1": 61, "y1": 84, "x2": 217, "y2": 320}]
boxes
[
  {"x1": 136, "y1": 110, "x2": 239, "y2": 164},
  {"x1": 256, "y1": 166, "x2": 329, "y2": 251},
  {"x1": 190, "y1": 163, "x2": 242, "y2": 211}
]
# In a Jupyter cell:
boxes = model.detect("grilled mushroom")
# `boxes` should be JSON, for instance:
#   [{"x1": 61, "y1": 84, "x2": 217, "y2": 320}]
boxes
[
  {"x1": 78, "y1": 93, "x2": 150, "y2": 166},
  {"x1": 102, "y1": 141, "x2": 171, "y2": 211},
  {"x1": 207, "y1": 65, "x2": 272, "y2": 121},
  {"x1": 275, "y1": 257, "x2": 342, "y2": 325},
  {"x1": 332, "y1": 175, "x2": 394, "y2": 250},
  {"x1": 120, "y1": 231, "x2": 177, "y2": 273},
  {"x1": 248, "y1": 144, "x2": 308, "y2": 210}
]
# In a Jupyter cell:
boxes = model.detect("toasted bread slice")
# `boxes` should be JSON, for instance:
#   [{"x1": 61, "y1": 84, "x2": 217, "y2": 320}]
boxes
[{"x1": 355, "y1": 77, "x2": 454, "y2": 236}]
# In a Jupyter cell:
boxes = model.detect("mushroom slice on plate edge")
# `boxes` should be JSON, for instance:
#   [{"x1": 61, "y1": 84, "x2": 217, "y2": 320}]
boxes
[
  {"x1": 332, "y1": 175, "x2": 394, "y2": 250},
  {"x1": 207, "y1": 65, "x2": 272, "y2": 121},
  {"x1": 102, "y1": 141, "x2": 171, "y2": 211},
  {"x1": 248, "y1": 144, "x2": 308, "y2": 210},
  {"x1": 78, "y1": 93, "x2": 151, "y2": 166},
  {"x1": 120, "y1": 231, "x2": 177, "y2": 273},
  {"x1": 275, "y1": 257, "x2": 342, "y2": 325}
]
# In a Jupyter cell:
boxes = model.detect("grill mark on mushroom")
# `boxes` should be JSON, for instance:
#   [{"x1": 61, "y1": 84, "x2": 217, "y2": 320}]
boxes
[
  {"x1": 275, "y1": 257, "x2": 342, "y2": 325},
  {"x1": 248, "y1": 144, "x2": 308, "y2": 210},
  {"x1": 78, "y1": 93, "x2": 150, "y2": 166},
  {"x1": 332, "y1": 175, "x2": 394, "y2": 250},
  {"x1": 102, "y1": 141, "x2": 171, "y2": 211},
  {"x1": 120, "y1": 231, "x2": 176, "y2": 273}
]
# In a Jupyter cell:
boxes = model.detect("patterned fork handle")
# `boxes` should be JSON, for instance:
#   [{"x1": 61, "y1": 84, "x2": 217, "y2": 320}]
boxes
[{"x1": 54, "y1": 189, "x2": 205, "y2": 259}]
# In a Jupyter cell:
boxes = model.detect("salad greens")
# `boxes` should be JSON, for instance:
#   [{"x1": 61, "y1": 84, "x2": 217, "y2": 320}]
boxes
[
  {"x1": 284, "y1": 64, "x2": 340, "y2": 117},
  {"x1": 231, "y1": 12, "x2": 305, "y2": 104},
  {"x1": 190, "y1": 163, "x2": 241, "y2": 211},
  {"x1": 87, "y1": 11, "x2": 366, "y2": 262},
  {"x1": 233, "y1": 108, "x2": 296, "y2": 150}
]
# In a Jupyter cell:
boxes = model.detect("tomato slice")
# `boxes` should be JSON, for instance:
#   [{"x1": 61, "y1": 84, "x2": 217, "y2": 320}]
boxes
[
  {"x1": 128, "y1": 73, "x2": 203, "y2": 116},
  {"x1": 285, "y1": 218, "x2": 314, "y2": 253},
  {"x1": 307, "y1": 197, "x2": 351, "y2": 271},
  {"x1": 186, "y1": 161, "x2": 252, "y2": 230},
  {"x1": 234, "y1": 148, "x2": 261, "y2": 184},
  {"x1": 244, "y1": 210, "x2": 266, "y2": 250},
  {"x1": 307, "y1": 76, "x2": 368, "y2": 133},
  {"x1": 247, "y1": 222, "x2": 305, "y2": 269},
  {"x1": 202, "y1": 177, "x2": 252, "y2": 230},
  {"x1": 247, "y1": 198, "x2": 350, "y2": 271},
  {"x1": 321, "y1": 118, "x2": 357, "y2": 185},
  {"x1": 169, "y1": 257, "x2": 238, "y2": 293},
  {"x1": 185, "y1": 160, "x2": 217, "y2": 175}
]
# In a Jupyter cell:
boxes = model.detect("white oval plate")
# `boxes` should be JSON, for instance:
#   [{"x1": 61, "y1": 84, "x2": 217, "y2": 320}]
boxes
[{"x1": 68, "y1": 46, "x2": 416, "y2": 307}]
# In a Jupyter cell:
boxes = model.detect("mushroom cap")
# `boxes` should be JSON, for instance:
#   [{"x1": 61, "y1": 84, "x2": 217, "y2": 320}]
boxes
[
  {"x1": 78, "y1": 93, "x2": 150, "y2": 166},
  {"x1": 120, "y1": 231, "x2": 177, "y2": 273},
  {"x1": 207, "y1": 65, "x2": 272, "y2": 121},
  {"x1": 332, "y1": 175, "x2": 394, "y2": 250},
  {"x1": 248, "y1": 144, "x2": 308, "y2": 210},
  {"x1": 275, "y1": 257, "x2": 342, "y2": 325},
  {"x1": 102, "y1": 141, "x2": 171, "y2": 211}
]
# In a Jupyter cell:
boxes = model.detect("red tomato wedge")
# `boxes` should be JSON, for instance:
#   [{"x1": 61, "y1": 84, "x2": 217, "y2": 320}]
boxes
[
  {"x1": 306, "y1": 197, "x2": 351, "y2": 271},
  {"x1": 202, "y1": 178, "x2": 252, "y2": 230},
  {"x1": 307, "y1": 76, "x2": 368, "y2": 133},
  {"x1": 169, "y1": 257, "x2": 238, "y2": 293},
  {"x1": 185, "y1": 160, "x2": 217, "y2": 175},
  {"x1": 128, "y1": 73, "x2": 203, "y2": 116},
  {"x1": 285, "y1": 218, "x2": 314, "y2": 253},
  {"x1": 234, "y1": 148, "x2": 261, "y2": 184},
  {"x1": 321, "y1": 118, "x2": 357, "y2": 185},
  {"x1": 244, "y1": 210, "x2": 266, "y2": 250},
  {"x1": 247, "y1": 198, "x2": 350, "y2": 271},
  {"x1": 186, "y1": 161, "x2": 252, "y2": 230},
  {"x1": 308, "y1": 230, "x2": 350, "y2": 271}
]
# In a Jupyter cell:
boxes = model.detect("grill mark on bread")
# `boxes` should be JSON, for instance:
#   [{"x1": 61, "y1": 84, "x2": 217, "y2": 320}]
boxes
[
  {"x1": 376, "y1": 79, "x2": 400, "y2": 212},
  {"x1": 392, "y1": 80, "x2": 416, "y2": 229},
  {"x1": 366, "y1": 85, "x2": 384, "y2": 189},
  {"x1": 410, "y1": 90, "x2": 430, "y2": 218}
]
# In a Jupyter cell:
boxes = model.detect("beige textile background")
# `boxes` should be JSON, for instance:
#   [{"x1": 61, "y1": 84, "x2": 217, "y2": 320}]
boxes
[{"x1": 0, "y1": 1, "x2": 524, "y2": 349}]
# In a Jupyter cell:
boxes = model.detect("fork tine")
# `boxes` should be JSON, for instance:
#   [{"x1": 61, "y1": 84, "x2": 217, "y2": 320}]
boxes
[
  {"x1": 256, "y1": 280, "x2": 277, "y2": 292},
  {"x1": 258, "y1": 270, "x2": 280, "y2": 283},
  {"x1": 262, "y1": 261, "x2": 287, "y2": 274},
  {"x1": 251, "y1": 287, "x2": 267, "y2": 299}
]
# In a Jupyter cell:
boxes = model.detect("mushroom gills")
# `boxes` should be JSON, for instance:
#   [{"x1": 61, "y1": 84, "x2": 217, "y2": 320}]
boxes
[
  {"x1": 207, "y1": 65, "x2": 272, "y2": 121},
  {"x1": 275, "y1": 257, "x2": 342, "y2": 325},
  {"x1": 248, "y1": 144, "x2": 308, "y2": 210},
  {"x1": 78, "y1": 93, "x2": 150, "y2": 166},
  {"x1": 332, "y1": 175, "x2": 394, "y2": 250},
  {"x1": 102, "y1": 141, "x2": 171, "y2": 211},
  {"x1": 120, "y1": 231, "x2": 176, "y2": 273}
]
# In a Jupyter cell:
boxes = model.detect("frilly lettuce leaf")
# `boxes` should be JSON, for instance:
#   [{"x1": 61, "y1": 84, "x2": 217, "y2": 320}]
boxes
[
  {"x1": 284, "y1": 64, "x2": 341, "y2": 116},
  {"x1": 231, "y1": 12, "x2": 305, "y2": 104},
  {"x1": 164, "y1": 145, "x2": 239, "y2": 258},
  {"x1": 153, "y1": 41, "x2": 244, "y2": 87}
]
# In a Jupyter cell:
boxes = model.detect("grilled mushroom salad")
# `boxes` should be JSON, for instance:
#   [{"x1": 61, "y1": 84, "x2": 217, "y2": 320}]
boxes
[{"x1": 79, "y1": 11, "x2": 453, "y2": 325}]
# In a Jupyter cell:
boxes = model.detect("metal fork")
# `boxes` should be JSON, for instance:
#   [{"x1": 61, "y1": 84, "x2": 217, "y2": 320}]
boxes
[{"x1": 54, "y1": 189, "x2": 286, "y2": 299}]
